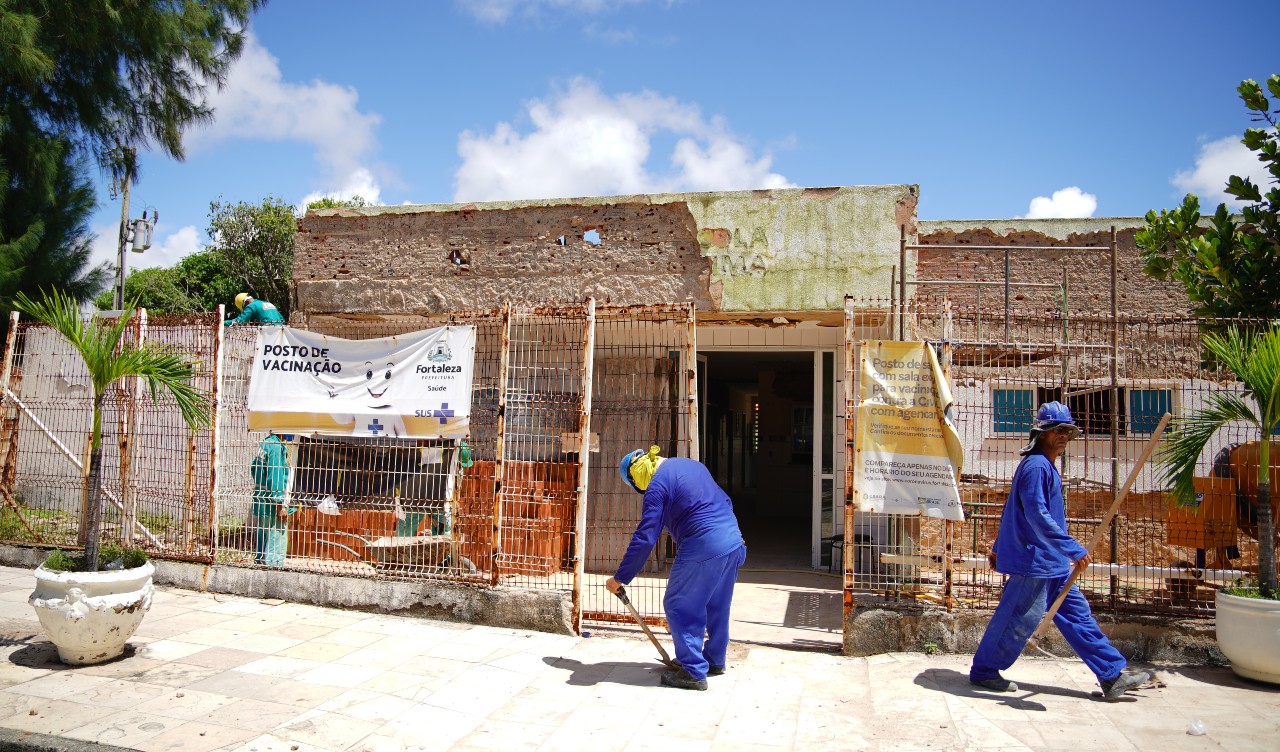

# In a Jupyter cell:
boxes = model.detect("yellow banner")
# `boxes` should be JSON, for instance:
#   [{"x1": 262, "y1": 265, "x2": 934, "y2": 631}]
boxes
[{"x1": 854, "y1": 341, "x2": 964, "y2": 520}]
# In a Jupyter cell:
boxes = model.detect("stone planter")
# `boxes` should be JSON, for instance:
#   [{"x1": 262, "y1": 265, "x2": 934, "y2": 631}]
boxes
[
  {"x1": 1216, "y1": 589, "x2": 1280, "y2": 684},
  {"x1": 29, "y1": 561, "x2": 155, "y2": 665}
]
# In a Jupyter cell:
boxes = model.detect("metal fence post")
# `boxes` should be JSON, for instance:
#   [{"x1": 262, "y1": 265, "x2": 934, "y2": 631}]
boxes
[
  {"x1": 208, "y1": 305, "x2": 226, "y2": 558},
  {"x1": 571, "y1": 299, "x2": 596, "y2": 634}
]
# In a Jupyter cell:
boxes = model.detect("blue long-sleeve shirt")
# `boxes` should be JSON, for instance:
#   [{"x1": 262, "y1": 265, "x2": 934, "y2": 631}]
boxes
[
  {"x1": 225, "y1": 299, "x2": 285, "y2": 326},
  {"x1": 992, "y1": 451, "x2": 1088, "y2": 578},
  {"x1": 613, "y1": 458, "x2": 743, "y2": 584}
]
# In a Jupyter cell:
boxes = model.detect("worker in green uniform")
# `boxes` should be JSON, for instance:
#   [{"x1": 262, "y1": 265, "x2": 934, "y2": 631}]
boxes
[
  {"x1": 251, "y1": 432, "x2": 294, "y2": 566},
  {"x1": 225, "y1": 292, "x2": 285, "y2": 326}
]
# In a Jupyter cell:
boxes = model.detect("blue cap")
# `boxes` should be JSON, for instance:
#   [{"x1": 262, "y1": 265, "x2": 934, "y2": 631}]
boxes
[{"x1": 1020, "y1": 401, "x2": 1081, "y2": 455}]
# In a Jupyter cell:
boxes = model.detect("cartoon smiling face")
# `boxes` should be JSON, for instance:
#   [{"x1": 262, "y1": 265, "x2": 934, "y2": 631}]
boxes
[{"x1": 366, "y1": 360, "x2": 394, "y2": 404}]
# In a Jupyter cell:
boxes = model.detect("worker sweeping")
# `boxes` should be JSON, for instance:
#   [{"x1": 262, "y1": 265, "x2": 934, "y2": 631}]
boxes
[
  {"x1": 250, "y1": 432, "x2": 294, "y2": 567},
  {"x1": 605, "y1": 446, "x2": 747, "y2": 691},
  {"x1": 969, "y1": 402, "x2": 1152, "y2": 701},
  {"x1": 225, "y1": 292, "x2": 285, "y2": 326}
]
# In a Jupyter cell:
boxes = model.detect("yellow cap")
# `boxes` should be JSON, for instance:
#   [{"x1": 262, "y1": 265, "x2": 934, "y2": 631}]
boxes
[{"x1": 235, "y1": 292, "x2": 251, "y2": 310}]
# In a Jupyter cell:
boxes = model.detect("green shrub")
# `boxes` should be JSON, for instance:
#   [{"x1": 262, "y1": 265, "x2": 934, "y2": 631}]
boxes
[
  {"x1": 43, "y1": 549, "x2": 79, "y2": 572},
  {"x1": 98, "y1": 544, "x2": 149, "y2": 569},
  {"x1": 43, "y1": 545, "x2": 148, "y2": 572}
]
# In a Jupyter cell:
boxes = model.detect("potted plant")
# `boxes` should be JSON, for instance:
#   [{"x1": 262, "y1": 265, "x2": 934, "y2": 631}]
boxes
[
  {"x1": 1160, "y1": 326, "x2": 1280, "y2": 684},
  {"x1": 15, "y1": 289, "x2": 211, "y2": 665},
  {"x1": 30, "y1": 546, "x2": 155, "y2": 665}
]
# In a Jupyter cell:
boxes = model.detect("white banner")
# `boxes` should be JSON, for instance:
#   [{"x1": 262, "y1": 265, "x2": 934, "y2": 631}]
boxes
[{"x1": 246, "y1": 325, "x2": 476, "y2": 439}]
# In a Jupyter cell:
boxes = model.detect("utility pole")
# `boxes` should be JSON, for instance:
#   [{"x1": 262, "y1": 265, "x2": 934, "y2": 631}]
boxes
[
  {"x1": 113, "y1": 157, "x2": 132, "y2": 311},
  {"x1": 111, "y1": 146, "x2": 155, "y2": 310}
]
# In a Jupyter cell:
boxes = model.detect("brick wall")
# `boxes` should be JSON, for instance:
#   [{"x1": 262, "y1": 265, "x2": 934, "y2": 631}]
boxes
[
  {"x1": 294, "y1": 202, "x2": 717, "y2": 315},
  {"x1": 916, "y1": 222, "x2": 1192, "y2": 317}
]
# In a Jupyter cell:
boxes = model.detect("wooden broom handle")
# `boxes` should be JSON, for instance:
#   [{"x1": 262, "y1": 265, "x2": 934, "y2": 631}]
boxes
[{"x1": 1032, "y1": 412, "x2": 1172, "y2": 638}]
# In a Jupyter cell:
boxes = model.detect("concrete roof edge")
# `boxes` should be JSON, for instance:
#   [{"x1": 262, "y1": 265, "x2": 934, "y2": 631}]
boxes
[
  {"x1": 307, "y1": 185, "x2": 921, "y2": 218},
  {"x1": 918, "y1": 217, "x2": 1148, "y2": 240}
]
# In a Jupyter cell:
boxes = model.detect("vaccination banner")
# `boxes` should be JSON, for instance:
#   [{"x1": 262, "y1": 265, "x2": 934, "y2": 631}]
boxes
[
  {"x1": 246, "y1": 325, "x2": 476, "y2": 439},
  {"x1": 853, "y1": 341, "x2": 965, "y2": 521}
]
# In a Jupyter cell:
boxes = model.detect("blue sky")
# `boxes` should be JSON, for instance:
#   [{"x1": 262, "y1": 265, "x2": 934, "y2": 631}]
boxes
[{"x1": 91, "y1": 0, "x2": 1280, "y2": 273}]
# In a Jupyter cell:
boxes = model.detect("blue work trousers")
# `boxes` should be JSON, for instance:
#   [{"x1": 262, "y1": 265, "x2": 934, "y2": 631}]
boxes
[
  {"x1": 665, "y1": 544, "x2": 747, "y2": 681},
  {"x1": 970, "y1": 573, "x2": 1126, "y2": 684}
]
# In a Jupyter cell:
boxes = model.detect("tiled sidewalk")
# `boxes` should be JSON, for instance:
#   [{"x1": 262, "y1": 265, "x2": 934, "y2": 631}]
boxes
[{"x1": 1, "y1": 565, "x2": 1278, "y2": 751}]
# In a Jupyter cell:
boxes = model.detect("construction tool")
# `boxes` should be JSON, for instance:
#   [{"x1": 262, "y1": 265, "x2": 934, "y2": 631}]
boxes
[
  {"x1": 613, "y1": 585, "x2": 680, "y2": 670},
  {"x1": 1029, "y1": 411, "x2": 1172, "y2": 653}
]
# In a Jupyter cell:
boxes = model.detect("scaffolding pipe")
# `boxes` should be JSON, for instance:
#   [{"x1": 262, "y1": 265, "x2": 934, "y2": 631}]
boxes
[
  {"x1": 905, "y1": 244, "x2": 1110, "y2": 252},
  {"x1": 491, "y1": 304, "x2": 512, "y2": 586},
  {"x1": 1109, "y1": 227, "x2": 1120, "y2": 604},
  {"x1": 898, "y1": 225, "x2": 907, "y2": 341},
  {"x1": 908, "y1": 280, "x2": 1059, "y2": 289}
]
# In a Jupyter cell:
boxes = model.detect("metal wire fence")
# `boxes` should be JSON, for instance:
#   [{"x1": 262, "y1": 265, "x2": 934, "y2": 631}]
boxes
[
  {"x1": 842, "y1": 295, "x2": 1274, "y2": 618},
  {"x1": 0, "y1": 303, "x2": 692, "y2": 629},
  {"x1": 4, "y1": 294, "x2": 1273, "y2": 626}
]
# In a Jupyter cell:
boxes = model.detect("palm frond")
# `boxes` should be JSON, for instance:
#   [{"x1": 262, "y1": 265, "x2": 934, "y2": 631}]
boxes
[
  {"x1": 113, "y1": 344, "x2": 212, "y2": 430},
  {"x1": 1161, "y1": 391, "x2": 1261, "y2": 505},
  {"x1": 13, "y1": 289, "x2": 213, "y2": 431}
]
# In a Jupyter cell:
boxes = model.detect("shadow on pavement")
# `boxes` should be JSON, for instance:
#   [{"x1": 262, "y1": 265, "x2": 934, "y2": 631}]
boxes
[
  {"x1": 541, "y1": 656, "x2": 666, "y2": 687},
  {"x1": 7, "y1": 639, "x2": 140, "y2": 672},
  {"x1": 914, "y1": 667, "x2": 1111, "y2": 709},
  {"x1": 1152, "y1": 664, "x2": 1280, "y2": 692}
]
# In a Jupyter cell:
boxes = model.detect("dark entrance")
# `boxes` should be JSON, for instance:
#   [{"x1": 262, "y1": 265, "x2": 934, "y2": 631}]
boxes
[{"x1": 699, "y1": 351, "x2": 814, "y2": 570}]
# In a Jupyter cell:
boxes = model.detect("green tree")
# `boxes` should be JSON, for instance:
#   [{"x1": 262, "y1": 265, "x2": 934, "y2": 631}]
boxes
[
  {"x1": 1137, "y1": 75, "x2": 1280, "y2": 320},
  {"x1": 306, "y1": 195, "x2": 369, "y2": 211},
  {"x1": 0, "y1": 109, "x2": 110, "y2": 306},
  {"x1": 1160, "y1": 328, "x2": 1279, "y2": 599},
  {"x1": 13, "y1": 288, "x2": 211, "y2": 571},
  {"x1": 0, "y1": 0, "x2": 264, "y2": 169},
  {"x1": 0, "y1": 1, "x2": 264, "y2": 307},
  {"x1": 1139, "y1": 74, "x2": 1280, "y2": 600},
  {"x1": 205, "y1": 197, "x2": 297, "y2": 319},
  {"x1": 94, "y1": 249, "x2": 238, "y2": 314}
]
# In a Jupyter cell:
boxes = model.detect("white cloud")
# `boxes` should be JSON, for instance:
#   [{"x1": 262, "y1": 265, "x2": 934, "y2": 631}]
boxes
[
  {"x1": 1172, "y1": 135, "x2": 1269, "y2": 209},
  {"x1": 189, "y1": 35, "x2": 383, "y2": 205},
  {"x1": 1023, "y1": 186, "x2": 1098, "y2": 219},
  {"x1": 459, "y1": 0, "x2": 644, "y2": 23},
  {"x1": 454, "y1": 78, "x2": 793, "y2": 202}
]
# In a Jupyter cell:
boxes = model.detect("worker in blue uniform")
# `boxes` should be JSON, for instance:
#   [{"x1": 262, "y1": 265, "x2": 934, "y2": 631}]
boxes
[
  {"x1": 970, "y1": 402, "x2": 1152, "y2": 701},
  {"x1": 225, "y1": 292, "x2": 285, "y2": 326},
  {"x1": 251, "y1": 432, "x2": 294, "y2": 566},
  {"x1": 606, "y1": 446, "x2": 747, "y2": 691}
]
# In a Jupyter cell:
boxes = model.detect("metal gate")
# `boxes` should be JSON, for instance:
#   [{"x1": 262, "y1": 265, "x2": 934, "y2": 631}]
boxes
[{"x1": 579, "y1": 304, "x2": 696, "y2": 627}]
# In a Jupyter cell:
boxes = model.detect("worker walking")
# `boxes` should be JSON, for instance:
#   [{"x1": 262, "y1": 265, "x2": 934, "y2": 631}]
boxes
[
  {"x1": 970, "y1": 402, "x2": 1152, "y2": 701},
  {"x1": 606, "y1": 446, "x2": 747, "y2": 691},
  {"x1": 225, "y1": 292, "x2": 285, "y2": 326}
]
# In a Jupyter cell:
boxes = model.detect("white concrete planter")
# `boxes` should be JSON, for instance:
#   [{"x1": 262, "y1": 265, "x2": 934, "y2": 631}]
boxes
[
  {"x1": 29, "y1": 561, "x2": 155, "y2": 666},
  {"x1": 1216, "y1": 590, "x2": 1280, "y2": 685}
]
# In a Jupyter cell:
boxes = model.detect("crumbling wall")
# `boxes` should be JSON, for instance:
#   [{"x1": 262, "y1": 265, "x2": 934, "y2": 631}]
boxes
[
  {"x1": 917, "y1": 220, "x2": 1192, "y2": 317},
  {"x1": 294, "y1": 186, "x2": 919, "y2": 316},
  {"x1": 294, "y1": 202, "x2": 716, "y2": 315}
]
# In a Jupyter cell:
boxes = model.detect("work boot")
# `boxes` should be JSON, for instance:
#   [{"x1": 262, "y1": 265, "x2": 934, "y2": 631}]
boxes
[
  {"x1": 970, "y1": 676, "x2": 1018, "y2": 692},
  {"x1": 1100, "y1": 669, "x2": 1152, "y2": 701},
  {"x1": 707, "y1": 665, "x2": 726, "y2": 676},
  {"x1": 660, "y1": 668, "x2": 708, "y2": 691}
]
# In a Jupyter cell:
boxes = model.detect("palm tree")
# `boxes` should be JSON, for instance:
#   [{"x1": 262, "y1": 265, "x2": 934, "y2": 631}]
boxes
[
  {"x1": 1161, "y1": 326, "x2": 1279, "y2": 599},
  {"x1": 13, "y1": 288, "x2": 212, "y2": 570}
]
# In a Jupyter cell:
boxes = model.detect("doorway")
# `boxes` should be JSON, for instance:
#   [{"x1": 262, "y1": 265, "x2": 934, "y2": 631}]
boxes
[{"x1": 699, "y1": 350, "x2": 828, "y2": 570}]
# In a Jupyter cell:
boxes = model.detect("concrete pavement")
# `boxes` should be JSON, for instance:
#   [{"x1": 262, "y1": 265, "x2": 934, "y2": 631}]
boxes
[{"x1": 1, "y1": 564, "x2": 1278, "y2": 752}]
